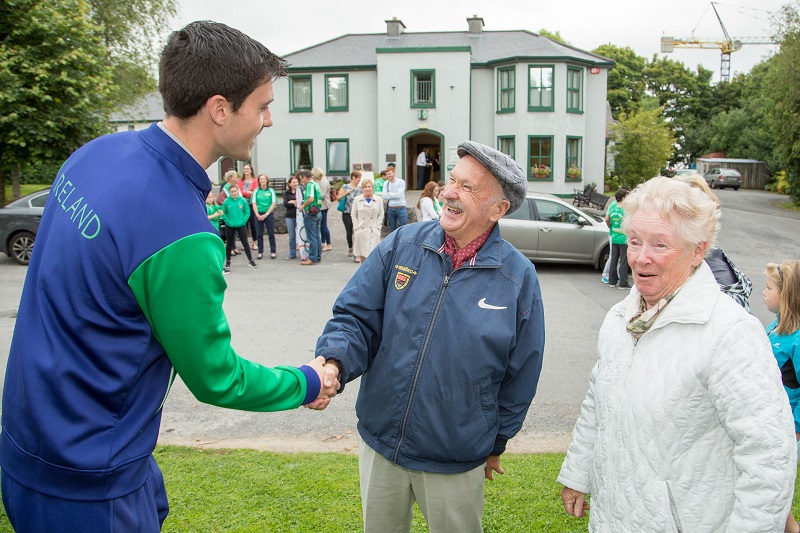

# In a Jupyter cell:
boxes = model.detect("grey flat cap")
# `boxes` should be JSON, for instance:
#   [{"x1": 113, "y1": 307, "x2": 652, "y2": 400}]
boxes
[{"x1": 456, "y1": 141, "x2": 527, "y2": 214}]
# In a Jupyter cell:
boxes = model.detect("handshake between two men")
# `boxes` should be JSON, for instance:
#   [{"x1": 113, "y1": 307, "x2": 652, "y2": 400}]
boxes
[{"x1": 305, "y1": 356, "x2": 341, "y2": 411}]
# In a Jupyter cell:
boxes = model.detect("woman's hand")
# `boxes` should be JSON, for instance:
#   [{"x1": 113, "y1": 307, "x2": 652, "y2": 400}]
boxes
[{"x1": 561, "y1": 486, "x2": 589, "y2": 517}]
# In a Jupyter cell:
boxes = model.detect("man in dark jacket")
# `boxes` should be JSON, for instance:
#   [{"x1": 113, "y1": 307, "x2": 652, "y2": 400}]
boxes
[
  {"x1": 0, "y1": 21, "x2": 338, "y2": 532},
  {"x1": 314, "y1": 141, "x2": 546, "y2": 532}
]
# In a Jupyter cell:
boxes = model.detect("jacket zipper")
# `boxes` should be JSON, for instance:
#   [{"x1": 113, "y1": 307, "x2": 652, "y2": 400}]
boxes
[{"x1": 392, "y1": 272, "x2": 451, "y2": 463}]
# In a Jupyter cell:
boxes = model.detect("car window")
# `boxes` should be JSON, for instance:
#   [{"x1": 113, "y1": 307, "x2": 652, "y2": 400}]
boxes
[
  {"x1": 30, "y1": 192, "x2": 49, "y2": 208},
  {"x1": 534, "y1": 199, "x2": 583, "y2": 224},
  {"x1": 503, "y1": 198, "x2": 531, "y2": 220}
]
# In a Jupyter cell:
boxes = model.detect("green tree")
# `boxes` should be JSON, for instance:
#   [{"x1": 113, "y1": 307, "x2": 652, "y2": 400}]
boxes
[
  {"x1": 537, "y1": 28, "x2": 569, "y2": 44},
  {"x1": 765, "y1": 3, "x2": 800, "y2": 202},
  {"x1": 0, "y1": 0, "x2": 114, "y2": 204},
  {"x1": 610, "y1": 101, "x2": 676, "y2": 186},
  {"x1": 643, "y1": 56, "x2": 715, "y2": 164},
  {"x1": 705, "y1": 60, "x2": 775, "y2": 165},
  {"x1": 592, "y1": 44, "x2": 646, "y2": 120},
  {"x1": 87, "y1": 0, "x2": 176, "y2": 107}
]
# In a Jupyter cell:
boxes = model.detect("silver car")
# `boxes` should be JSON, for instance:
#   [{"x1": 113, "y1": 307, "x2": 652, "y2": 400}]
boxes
[
  {"x1": 704, "y1": 168, "x2": 742, "y2": 190},
  {"x1": 499, "y1": 192, "x2": 609, "y2": 269},
  {"x1": 1, "y1": 188, "x2": 49, "y2": 265}
]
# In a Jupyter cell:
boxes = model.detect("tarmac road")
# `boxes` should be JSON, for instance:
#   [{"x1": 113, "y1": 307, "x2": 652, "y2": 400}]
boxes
[{"x1": 1, "y1": 188, "x2": 798, "y2": 454}]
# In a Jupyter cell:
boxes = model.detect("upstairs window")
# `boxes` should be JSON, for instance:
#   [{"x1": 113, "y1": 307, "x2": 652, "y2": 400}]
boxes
[
  {"x1": 497, "y1": 67, "x2": 515, "y2": 113},
  {"x1": 289, "y1": 76, "x2": 312, "y2": 112},
  {"x1": 528, "y1": 65, "x2": 554, "y2": 111},
  {"x1": 567, "y1": 67, "x2": 583, "y2": 113},
  {"x1": 411, "y1": 70, "x2": 435, "y2": 108},
  {"x1": 325, "y1": 74, "x2": 348, "y2": 112}
]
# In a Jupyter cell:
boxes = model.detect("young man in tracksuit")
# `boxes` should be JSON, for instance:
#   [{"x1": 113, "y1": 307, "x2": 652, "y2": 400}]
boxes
[
  {"x1": 313, "y1": 141, "x2": 545, "y2": 532},
  {"x1": 0, "y1": 21, "x2": 338, "y2": 532}
]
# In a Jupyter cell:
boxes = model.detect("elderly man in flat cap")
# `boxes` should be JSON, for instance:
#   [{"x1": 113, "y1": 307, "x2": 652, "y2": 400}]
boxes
[{"x1": 313, "y1": 141, "x2": 545, "y2": 532}]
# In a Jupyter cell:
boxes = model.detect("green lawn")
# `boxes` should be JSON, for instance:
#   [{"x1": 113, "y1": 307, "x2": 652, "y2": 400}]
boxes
[
  {"x1": 2, "y1": 184, "x2": 49, "y2": 205},
  {"x1": 1, "y1": 447, "x2": 800, "y2": 532}
]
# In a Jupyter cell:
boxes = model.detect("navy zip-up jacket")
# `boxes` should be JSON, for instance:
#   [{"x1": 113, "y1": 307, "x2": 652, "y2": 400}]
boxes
[{"x1": 316, "y1": 220, "x2": 545, "y2": 473}]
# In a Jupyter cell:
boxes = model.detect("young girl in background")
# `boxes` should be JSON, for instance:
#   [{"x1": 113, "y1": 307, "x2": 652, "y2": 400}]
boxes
[
  {"x1": 764, "y1": 260, "x2": 800, "y2": 533},
  {"x1": 205, "y1": 191, "x2": 223, "y2": 237}
]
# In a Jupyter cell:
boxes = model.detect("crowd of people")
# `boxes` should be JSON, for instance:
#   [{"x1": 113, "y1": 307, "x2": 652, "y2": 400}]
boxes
[{"x1": 209, "y1": 161, "x2": 449, "y2": 269}]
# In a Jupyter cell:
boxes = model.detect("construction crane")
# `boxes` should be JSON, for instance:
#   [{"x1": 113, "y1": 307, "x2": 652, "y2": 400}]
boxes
[{"x1": 660, "y1": 2, "x2": 774, "y2": 82}]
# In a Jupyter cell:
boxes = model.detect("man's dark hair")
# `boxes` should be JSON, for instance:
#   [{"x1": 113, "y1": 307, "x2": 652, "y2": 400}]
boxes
[
  {"x1": 615, "y1": 188, "x2": 630, "y2": 202},
  {"x1": 380, "y1": 170, "x2": 387, "y2": 177},
  {"x1": 159, "y1": 21, "x2": 288, "y2": 119}
]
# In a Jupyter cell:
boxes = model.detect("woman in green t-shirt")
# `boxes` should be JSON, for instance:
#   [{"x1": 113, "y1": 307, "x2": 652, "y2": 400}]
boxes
[{"x1": 252, "y1": 174, "x2": 277, "y2": 259}]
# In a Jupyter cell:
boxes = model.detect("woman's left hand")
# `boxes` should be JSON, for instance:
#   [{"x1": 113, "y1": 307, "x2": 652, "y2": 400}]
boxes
[{"x1": 561, "y1": 486, "x2": 589, "y2": 517}]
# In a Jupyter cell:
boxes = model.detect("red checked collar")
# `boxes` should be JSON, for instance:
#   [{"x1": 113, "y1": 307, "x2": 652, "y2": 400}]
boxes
[{"x1": 442, "y1": 227, "x2": 493, "y2": 270}]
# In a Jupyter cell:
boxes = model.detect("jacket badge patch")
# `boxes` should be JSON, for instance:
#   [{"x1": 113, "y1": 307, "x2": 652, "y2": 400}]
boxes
[{"x1": 394, "y1": 264, "x2": 417, "y2": 290}]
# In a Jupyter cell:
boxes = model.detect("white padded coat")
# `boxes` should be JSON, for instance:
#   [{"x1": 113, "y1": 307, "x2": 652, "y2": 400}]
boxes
[{"x1": 558, "y1": 262, "x2": 797, "y2": 533}]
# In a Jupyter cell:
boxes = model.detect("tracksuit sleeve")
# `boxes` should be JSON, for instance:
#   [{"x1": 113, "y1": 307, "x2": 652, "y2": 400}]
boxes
[{"x1": 127, "y1": 232, "x2": 320, "y2": 410}]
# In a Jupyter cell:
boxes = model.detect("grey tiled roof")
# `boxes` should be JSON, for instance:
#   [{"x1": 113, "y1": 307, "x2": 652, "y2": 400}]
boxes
[
  {"x1": 284, "y1": 30, "x2": 614, "y2": 70},
  {"x1": 109, "y1": 92, "x2": 164, "y2": 123}
]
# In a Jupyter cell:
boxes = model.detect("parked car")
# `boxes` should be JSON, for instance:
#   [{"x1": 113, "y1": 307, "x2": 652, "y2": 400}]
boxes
[
  {"x1": 665, "y1": 168, "x2": 702, "y2": 178},
  {"x1": 499, "y1": 192, "x2": 609, "y2": 269},
  {"x1": 1, "y1": 188, "x2": 49, "y2": 265},
  {"x1": 704, "y1": 168, "x2": 742, "y2": 190}
]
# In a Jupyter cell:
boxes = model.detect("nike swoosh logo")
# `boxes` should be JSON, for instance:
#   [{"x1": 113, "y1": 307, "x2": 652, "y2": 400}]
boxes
[{"x1": 478, "y1": 298, "x2": 507, "y2": 310}]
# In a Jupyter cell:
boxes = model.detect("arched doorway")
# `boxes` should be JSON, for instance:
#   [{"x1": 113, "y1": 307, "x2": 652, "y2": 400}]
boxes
[{"x1": 402, "y1": 130, "x2": 444, "y2": 190}]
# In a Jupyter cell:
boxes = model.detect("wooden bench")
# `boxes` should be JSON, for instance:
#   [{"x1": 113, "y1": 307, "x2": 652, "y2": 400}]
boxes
[
  {"x1": 588, "y1": 189, "x2": 609, "y2": 211},
  {"x1": 573, "y1": 183, "x2": 595, "y2": 207},
  {"x1": 271, "y1": 177, "x2": 286, "y2": 194}
]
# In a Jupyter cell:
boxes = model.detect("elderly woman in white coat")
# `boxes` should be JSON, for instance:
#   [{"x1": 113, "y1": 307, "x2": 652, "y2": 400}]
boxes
[
  {"x1": 350, "y1": 179, "x2": 384, "y2": 264},
  {"x1": 558, "y1": 177, "x2": 796, "y2": 533}
]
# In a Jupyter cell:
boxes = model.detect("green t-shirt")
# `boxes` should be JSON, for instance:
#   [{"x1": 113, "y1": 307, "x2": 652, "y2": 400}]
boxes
[
  {"x1": 304, "y1": 181, "x2": 322, "y2": 212},
  {"x1": 253, "y1": 187, "x2": 275, "y2": 214},
  {"x1": 607, "y1": 200, "x2": 627, "y2": 245},
  {"x1": 373, "y1": 178, "x2": 385, "y2": 195},
  {"x1": 206, "y1": 203, "x2": 222, "y2": 230},
  {"x1": 222, "y1": 196, "x2": 250, "y2": 228}
]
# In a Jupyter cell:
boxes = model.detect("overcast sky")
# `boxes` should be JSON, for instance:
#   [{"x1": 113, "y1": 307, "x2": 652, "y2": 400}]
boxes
[{"x1": 172, "y1": 0, "x2": 782, "y2": 83}]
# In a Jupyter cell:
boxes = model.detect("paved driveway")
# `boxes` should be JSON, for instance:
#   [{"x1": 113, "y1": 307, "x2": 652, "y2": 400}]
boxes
[{"x1": 0, "y1": 188, "x2": 798, "y2": 453}]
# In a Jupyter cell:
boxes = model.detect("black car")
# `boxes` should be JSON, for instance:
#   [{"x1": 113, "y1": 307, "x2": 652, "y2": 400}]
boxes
[{"x1": 1, "y1": 188, "x2": 49, "y2": 265}]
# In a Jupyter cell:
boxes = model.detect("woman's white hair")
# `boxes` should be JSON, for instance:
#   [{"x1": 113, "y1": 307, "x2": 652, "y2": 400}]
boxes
[{"x1": 621, "y1": 177, "x2": 719, "y2": 250}]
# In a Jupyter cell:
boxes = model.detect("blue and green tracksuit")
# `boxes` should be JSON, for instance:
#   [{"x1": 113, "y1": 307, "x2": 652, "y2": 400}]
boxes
[{"x1": 0, "y1": 124, "x2": 319, "y2": 525}]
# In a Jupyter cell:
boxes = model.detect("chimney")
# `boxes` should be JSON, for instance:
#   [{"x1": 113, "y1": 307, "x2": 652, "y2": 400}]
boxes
[
  {"x1": 467, "y1": 14, "x2": 484, "y2": 34},
  {"x1": 386, "y1": 17, "x2": 405, "y2": 37}
]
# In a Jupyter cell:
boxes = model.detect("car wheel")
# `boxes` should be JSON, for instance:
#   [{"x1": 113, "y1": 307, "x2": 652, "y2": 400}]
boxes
[
  {"x1": 597, "y1": 244, "x2": 610, "y2": 271},
  {"x1": 733, "y1": 187, "x2": 739, "y2": 191},
  {"x1": 9, "y1": 231, "x2": 35, "y2": 265},
  {"x1": 710, "y1": 181, "x2": 717, "y2": 189}
]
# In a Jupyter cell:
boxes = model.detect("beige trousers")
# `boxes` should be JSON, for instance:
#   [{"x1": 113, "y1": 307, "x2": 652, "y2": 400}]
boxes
[{"x1": 359, "y1": 439, "x2": 486, "y2": 533}]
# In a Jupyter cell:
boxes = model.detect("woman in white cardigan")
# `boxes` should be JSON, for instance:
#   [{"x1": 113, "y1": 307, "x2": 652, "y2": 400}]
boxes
[
  {"x1": 558, "y1": 177, "x2": 796, "y2": 533},
  {"x1": 351, "y1": 179, "x2": 384, "y2": 264},
  {"x1": 417, "y1": 181, "x2": 440, "y2": 221}
]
